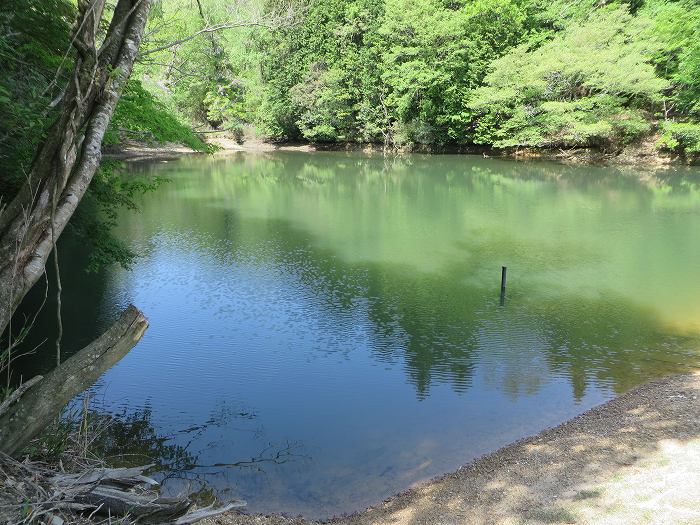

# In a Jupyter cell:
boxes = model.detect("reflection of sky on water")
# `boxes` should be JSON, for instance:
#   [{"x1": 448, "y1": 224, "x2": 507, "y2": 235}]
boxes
[{"x1": 15, "y1": 152, "x2": 700, "y2": 518}]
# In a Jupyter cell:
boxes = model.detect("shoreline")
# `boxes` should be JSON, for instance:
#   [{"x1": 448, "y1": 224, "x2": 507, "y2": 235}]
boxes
[
  {"x1": 205, "y1": 372, "x2": 700, "y2": 525},
  {"x1": 102, "y1": 140, "x2": 206, "y2": 161},
  {"x1": 104, "y1": 136, "x2": 699, "y2": 168},
  {"x1": 206, "y1": 135, "x2": 699, "y2": 168}
]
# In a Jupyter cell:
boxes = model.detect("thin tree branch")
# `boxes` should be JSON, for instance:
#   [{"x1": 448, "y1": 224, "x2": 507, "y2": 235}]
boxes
[
  {"x1": 50, "y1": 182, "x2": 63, "y2": 367},
  {"x1": 140, "y1": 22, "x2": 276, "y2": 56},
  {"x1": 139, "y1": 1, "x2": 306, "y2": 57}
]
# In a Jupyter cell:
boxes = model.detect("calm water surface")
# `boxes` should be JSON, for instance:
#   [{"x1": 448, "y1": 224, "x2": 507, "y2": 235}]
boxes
[{"x1": 17, "y1": 152, "x2": 700, "y2": 517}]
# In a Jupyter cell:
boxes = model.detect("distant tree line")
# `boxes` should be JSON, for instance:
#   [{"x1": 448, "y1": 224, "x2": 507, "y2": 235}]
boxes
[{"x1": 248, "y1": 0, "x2": 700, "y2": 152}]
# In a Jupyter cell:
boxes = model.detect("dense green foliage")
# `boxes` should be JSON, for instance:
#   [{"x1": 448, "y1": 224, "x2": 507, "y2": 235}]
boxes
[
  {"x1": 0, "y1": 0, "x2": 75, "y2": 193},
  {"x1": 105, "y1": 79, "x2": 211, "y2": 152},
  {"x1": 139, "y1": 0, "x2": 700, "y2": 155},
  {"x1": 468, "y1": 8, "x2": 665, "y2": 149},
  {"x1": 248, "y1": 0, "x2": 537, "y2": 144},
  {"x1": 136, "y1": 0, "x2": 262, "y2": 139},
  {"x1": 648, "y1": 0, "x2": 700, "y2": 154},
  {"x1": 249, "y1": 0, "x2": 700, "y2": 152}
]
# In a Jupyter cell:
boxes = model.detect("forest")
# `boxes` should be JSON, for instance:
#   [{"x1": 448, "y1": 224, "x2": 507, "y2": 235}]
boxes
[{"x1": 3, "y1": 0, "x2": 700, "y2": 169}]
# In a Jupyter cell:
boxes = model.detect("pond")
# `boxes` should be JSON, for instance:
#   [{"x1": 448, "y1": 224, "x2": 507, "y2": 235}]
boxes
[{"x1": 16, "y1": 151, "x2": 700, "y2": 518}]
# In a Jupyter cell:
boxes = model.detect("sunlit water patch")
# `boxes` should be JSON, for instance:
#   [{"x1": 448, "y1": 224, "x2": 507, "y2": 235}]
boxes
[{"x1": 15, "y1": 152, "x2": 700, "y2": 517}]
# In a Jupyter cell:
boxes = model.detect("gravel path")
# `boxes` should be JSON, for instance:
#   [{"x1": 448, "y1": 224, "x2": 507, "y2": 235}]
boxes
[{"x1": 204, "y1": 372, "x2": 700, "y2": 525}]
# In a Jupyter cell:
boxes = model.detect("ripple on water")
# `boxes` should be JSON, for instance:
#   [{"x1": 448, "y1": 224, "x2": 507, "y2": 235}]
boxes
[{"x1": 15, "y1": 153, "x2": 700, "y2": 518}]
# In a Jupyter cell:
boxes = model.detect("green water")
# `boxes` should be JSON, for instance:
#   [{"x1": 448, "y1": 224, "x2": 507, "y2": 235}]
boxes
[{"x1": 18, "y1": 151, "x2": 700, "y2": 517}]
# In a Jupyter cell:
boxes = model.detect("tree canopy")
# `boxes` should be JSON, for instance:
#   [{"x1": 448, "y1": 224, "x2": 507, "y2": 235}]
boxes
[
  {"x1": 218, "y1": 0, "x2": 699, "y2": 152},
  {"x1": 3, "y1": 0, "x2": 700, "y2": 162}
]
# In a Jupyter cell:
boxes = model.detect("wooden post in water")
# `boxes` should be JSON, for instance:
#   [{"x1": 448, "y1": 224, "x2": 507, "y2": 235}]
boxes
[{"x1": 500, "y1": 266, "x2": 507, "y2": 306}]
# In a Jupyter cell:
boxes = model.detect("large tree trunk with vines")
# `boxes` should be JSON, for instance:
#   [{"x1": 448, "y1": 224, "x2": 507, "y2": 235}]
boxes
[{"x1": 0, "y1": 0, "x2": 152, "y2": 340}]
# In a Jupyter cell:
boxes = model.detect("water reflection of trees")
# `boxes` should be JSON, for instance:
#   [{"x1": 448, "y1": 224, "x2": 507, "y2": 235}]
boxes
[
  {"x1": 66, "y1": 154, "x2": 700, "y2": 401},
  {"x1": 10, "y1": 234, "x2": 116, "y2": 380},
  {"x1": 257, "y1": 227, "x2": 700, "y2": 400}
]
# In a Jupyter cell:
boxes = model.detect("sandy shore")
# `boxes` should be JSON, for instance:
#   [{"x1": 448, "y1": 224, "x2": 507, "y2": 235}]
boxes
[{"x1": 204, "y1": 372, "x2": 700, "y2": 525}]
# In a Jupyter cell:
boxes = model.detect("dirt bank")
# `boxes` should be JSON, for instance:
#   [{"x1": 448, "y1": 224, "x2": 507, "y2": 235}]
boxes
[
  {"x1": 104, "y1": 134, "x2": 697, "y2": 167},
  {"x1": 207, "y1": 136, "x2": 317, "y2": 153},
  {"x1": 103, "y1": 140, "x2": 204, "y2": 161},
  {"x1": 205, "y1": 372, "x2": 700, "y2": 525}
]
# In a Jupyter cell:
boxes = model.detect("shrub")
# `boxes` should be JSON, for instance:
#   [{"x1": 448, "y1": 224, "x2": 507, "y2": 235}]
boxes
[{"x1": 657, "y1": 122, "x2": 700, "y2": 154}]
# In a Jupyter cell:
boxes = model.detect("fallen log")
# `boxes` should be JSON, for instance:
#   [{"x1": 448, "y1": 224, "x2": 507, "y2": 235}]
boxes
[
  {"x1": 0, "y1": 305, "x2": 148, "y2": 456},
  {"x1": 0, "y1": 454, "x2": 245, "y2": 524},
  {"x1": 51, "y1": 464, "x2": 157, "y2": 487},
  {"x1": 75, "y1": 485, "x2": 192, "y2": 521}
]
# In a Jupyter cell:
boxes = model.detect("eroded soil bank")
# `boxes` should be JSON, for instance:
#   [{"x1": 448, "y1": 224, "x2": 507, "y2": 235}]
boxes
[
  {"x1": 204, "y1": 134, "x2": 698, "y2": 167},
  {"x1": 104, "y1": 133, "x2": 698, "y2": 167},
  {"x1": 205, "y1": 372, "x2": 700, "y2": 525}
]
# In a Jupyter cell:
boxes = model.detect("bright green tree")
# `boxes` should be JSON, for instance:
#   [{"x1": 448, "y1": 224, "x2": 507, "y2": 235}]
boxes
[{"x1": 469, "y1": 7, "x2": 667, "y2": 149}]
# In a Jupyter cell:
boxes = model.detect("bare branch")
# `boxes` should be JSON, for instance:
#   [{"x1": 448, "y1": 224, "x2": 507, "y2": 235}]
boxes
[
  {"x1": 139, "y1": 0, "x2": 306, "y2": 57},
  {"x1": 137, "y1": 58, "x2": 211, "y2": 81},
  {"x1": 51, "y1": 179, "x2": 64, "y2": 367},
  {"x1": 141, "y1": 22, "x2": 268, "y2": 56}
]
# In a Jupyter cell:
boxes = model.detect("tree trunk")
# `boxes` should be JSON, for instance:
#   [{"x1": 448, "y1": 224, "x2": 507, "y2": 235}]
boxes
[
  {"x1": 0, "y1": 0, "x2": 153, "y2": 340},
  {"x1": 0, "y1": 305, "x2": 148, "y2": 456}
]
